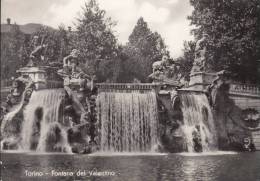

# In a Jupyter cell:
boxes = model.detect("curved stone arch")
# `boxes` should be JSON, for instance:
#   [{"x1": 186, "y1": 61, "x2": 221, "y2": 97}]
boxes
[
  {"x1": 170, "y1": 93, "x2": 184, "y2": 124},
  {"x1": 201, "y1": 106, "x2": 209, "y2": 122},
  {"x1": 172, "y1": 96, "x2": 181, "y2": 110}
]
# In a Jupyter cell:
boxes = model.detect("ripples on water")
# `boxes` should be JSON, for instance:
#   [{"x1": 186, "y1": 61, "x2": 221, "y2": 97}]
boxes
[
  {"x1": 178, "y1": 151, "x2": 238, "y2": 156},
  {"x1": 1, "y1": 151, "x2": 260, "y2": 181},
  {"x1": 89, "y1": 152, "x2": 167, "y2": 156}
]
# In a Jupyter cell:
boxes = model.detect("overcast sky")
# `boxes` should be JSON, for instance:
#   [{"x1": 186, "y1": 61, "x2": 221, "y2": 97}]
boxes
[{"x1": 1, "y1": 0, "x2": 194, "y2": 57}]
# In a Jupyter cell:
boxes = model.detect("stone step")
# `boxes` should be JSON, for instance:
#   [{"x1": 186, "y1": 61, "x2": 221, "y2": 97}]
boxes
[
  {"x1": 254, "y1": 143, "x2": 260, "y2": 148},
  {"x1": 252, "y1": 131, "x2": 260, "y2": 150}
]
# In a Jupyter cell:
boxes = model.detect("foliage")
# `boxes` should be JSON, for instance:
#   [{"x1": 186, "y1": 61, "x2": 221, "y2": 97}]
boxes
[
  {"x1": 28, "y1": 27, "x2": 63, "y2": 63},
  {"x1": 1, "y1": 24, "x2": 27, "y2": 80},
  {"x1": 176, "y1": 40, "x2": 196, "y2": 81},
  {"x1": 57, "y1": 25, "x2": 74, "y2": 62},
  {"x1": 1, "y1": 1, "x2": 172, "y2": 84},
  {"x1": 121, "y1": 17, "x2": 170, "y2": 82},
  {"x1": 188, "y1": 0, "x2": 260, "y2": 82},
  {"x1": 74, "y1": 0, "x2": 119, "y2": 81},
  {"x1": 1, "y1": 25, "x2": 75, "y2": 82}
]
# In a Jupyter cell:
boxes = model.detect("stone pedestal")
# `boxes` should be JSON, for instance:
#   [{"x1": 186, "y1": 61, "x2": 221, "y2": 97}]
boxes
[
  {"x1": 188, "y1": 72, "x2": 217, "y2": 91},
  {"x1": 17, "y1": 66, "x2": 47, "y2": 90}
]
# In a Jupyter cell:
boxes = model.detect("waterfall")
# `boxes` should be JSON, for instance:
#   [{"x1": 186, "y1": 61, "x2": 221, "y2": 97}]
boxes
[
  {"x1": 180, "y1": 93, "x2": 217, "y2": 152},
  {"x1": 21, "y1": 89, "x2": 71, "y2": 153},
  {"x1": 1, "y1": 89, "x2": 26, "y2": 136},
  {"x1": 96, "y1": 90, "x2": 159, "y2": 152}
]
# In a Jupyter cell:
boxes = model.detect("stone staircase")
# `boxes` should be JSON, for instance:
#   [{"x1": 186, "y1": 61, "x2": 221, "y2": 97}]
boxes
[{"x1": 252, "y1": 131, "x2": 260, "y2": 150}]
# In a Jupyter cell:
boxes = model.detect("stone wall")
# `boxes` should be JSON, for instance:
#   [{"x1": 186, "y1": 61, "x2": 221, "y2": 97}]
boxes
[
  {"x1": 229, "y1": 95, "x2": 260, "y2": 113},
  {"x1": 228, "y1": 83, "x2": 260, "y2": 112},
  {"x1": 228, "y1": 84, "x2": 260, "y2": 150},
  {"x1": 252, "y1": 132, "x2": 260, "y2": 150},
  {"x1": 211, "y1": 83, "x2": 260, "y2": 151}
]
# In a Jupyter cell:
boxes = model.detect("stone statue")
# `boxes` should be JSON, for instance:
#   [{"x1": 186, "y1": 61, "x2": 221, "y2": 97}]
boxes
[
  {"x1": 190, "y1": 34, "x2": 209, "y2": 74},
  {"x1": 149, "y1": 55, "x2": 182, "y2": 85},
  {"x1": 63, "y1": 49, "x2": 80, "y2": 75},
  {"x1": 152, "y1": 55, "x2": 168, "y2": 73},
  {"x1": 27, "y1": 36, "x2": 48, "y2": 67},
  {"x1": 59, "y1": 49, "x2": 93, "y2": 91},
  {"x1": 59, "y1": 49, "x2": 90, "y2": 79},
  {"x1": 207, "y1": 70, "x2": 230, "y2": 107},
  {"x1": 192, "y1": 125, "x2": 203, "y2": 152}
]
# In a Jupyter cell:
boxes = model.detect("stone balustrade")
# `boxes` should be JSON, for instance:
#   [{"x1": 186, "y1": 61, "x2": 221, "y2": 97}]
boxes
[
  {"x1": 46, "y1": 80, "x2": 64, "y2": 89},
  {"x1": 229, "y1": 83, "x2": 260, "y2": 97},
  {"x1": 96, "y1": 83, "x2": 161, "y2": 92},
  {"x1": 228, "y1": 83, "x2": 260, "y2": 113}
]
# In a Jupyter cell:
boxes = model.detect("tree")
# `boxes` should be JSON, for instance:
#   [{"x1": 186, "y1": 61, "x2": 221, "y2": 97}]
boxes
[
  {"x1": 22, "y1": 25, "x2": 77, "y2": 67},
  {"x1": 176, "y1": 40, "x2": 196, "y2": 81},
  {"x1": 1, "y1": 24, "x2": 66, "y2": 81},
  {"x1": 1, "y1": 24, "x2": 26, "y2": 80},
  {"x1": 123, "y1": 17, "x2": 170, "y2": 82},
  {"x1": 57, "y1": 25, "x2": 73, "y2": 62},
  {"x1": 28, "y1": 27, "x2": 61, "y2": 64},
  {"x1": 129, "y1": 18, "x2": 169, "y2": 61},
  {"x1": 74, "y1": 0, "x2": 119, "y2": 81},
  {"x1": 188, "y1": 0, "x2": 260, "y2": 83}
]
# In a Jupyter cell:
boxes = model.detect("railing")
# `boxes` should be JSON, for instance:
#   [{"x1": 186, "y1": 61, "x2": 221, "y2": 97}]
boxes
[
  {"x1": 96, "y1": 83, "x2": 161, "y2": 91},
  {"x1": 229, "y1": 83, "x2": 260, "y2": 97},
  {"x1": 46, "y1": 80, "x2": 64, "y2": 89}
]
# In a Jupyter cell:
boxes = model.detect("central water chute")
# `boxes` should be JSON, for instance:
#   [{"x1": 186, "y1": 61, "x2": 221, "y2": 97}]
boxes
[
  {"x1": 21, "y1": 89, "x2": 71, "y2": 153},
  {"x1": 96, "y1": 90, "x2": 159, "y2": 152},
  {"x1": 179, "y1": 92, "x2": 218, "y2": 152}
]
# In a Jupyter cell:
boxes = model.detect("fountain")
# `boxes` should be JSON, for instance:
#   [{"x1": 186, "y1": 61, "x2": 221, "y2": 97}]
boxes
[
  {"x1": 21, "y1": 89, "x2": 71, "y2": 152},
  {"x1": 180, "y1": 93, "x2": 217, "y2": 152},
  {"x1": 0, "y1": 46, "x2": 94, "y2": 153},
  {"x1": 96, "y1": 90, "x2": 159, "y2": 152},
  {"x1": 1, "y1": 34, "x2": 259, "y2": 154}
]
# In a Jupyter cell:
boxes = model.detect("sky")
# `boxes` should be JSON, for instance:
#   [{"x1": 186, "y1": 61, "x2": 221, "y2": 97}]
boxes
[{"x1": 1, "y1": 0, "x2": 194, "y2": 57}]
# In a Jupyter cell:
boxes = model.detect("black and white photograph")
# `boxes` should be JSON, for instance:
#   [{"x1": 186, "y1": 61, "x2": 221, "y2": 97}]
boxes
[{"x1": 0, "y1": 0, "x2": 260, "y2": 180}]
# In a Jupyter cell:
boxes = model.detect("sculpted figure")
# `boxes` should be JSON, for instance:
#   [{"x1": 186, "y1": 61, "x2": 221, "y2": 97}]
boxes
[
  {"x1": 150, "y1": 55, "x2": 183, "y2": 85},
  {"x1": 30, "y1": 44, "x2": 47, "y2": 60},
  {"x1": 191, "y1": 34, "x2": 209, "y2": 73},
  {"x1": 63, "y1": 49, "x2": 81, "y2": 75},
  {"x1": 206, "y1": 70, "x2": 229, "y2": 107},
  {"x1": 152, "y1": 55, "x2": 168, "y2": 73},
  {"x1": 27, "y1": 36, "x2": 48, "y2": 67},
  {"x1": 59, "y1": 49, "x2": 93, "y2": 91}
]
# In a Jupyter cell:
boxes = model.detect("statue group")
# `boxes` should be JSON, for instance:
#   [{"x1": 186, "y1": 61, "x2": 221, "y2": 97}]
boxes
[
  {"x1": 58, "y1": 49, "x2": 90, "y2": 80},
  {"x1": 149, "y1": 55, "x2": 184, "y2": 86},
  {"x1": 27, "y1": 35, "x2": 91, "y2": 80},
  {"x1": 191, "y1": 34, "x2": 211, "y2": 74}
]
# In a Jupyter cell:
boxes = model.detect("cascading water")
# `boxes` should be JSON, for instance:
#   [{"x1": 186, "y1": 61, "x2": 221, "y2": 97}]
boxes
[
  {"x1": 21, "y1": 89, "x2": 71, "y2": 153},
  {"x1": 96, "y1": 90, "x2": 159, "y2": 152},
  {"x1": 180, "y1": 93, "x2": 217, "y2": 152},
  {"x1": 1, "y1": 90, "x2": 26, "y2": 136}
]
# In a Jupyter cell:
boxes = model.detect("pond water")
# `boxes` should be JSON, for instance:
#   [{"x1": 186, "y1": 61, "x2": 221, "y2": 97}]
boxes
[{"x1": 1, "y1": 151, "x2": 260, "y2": 181}]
